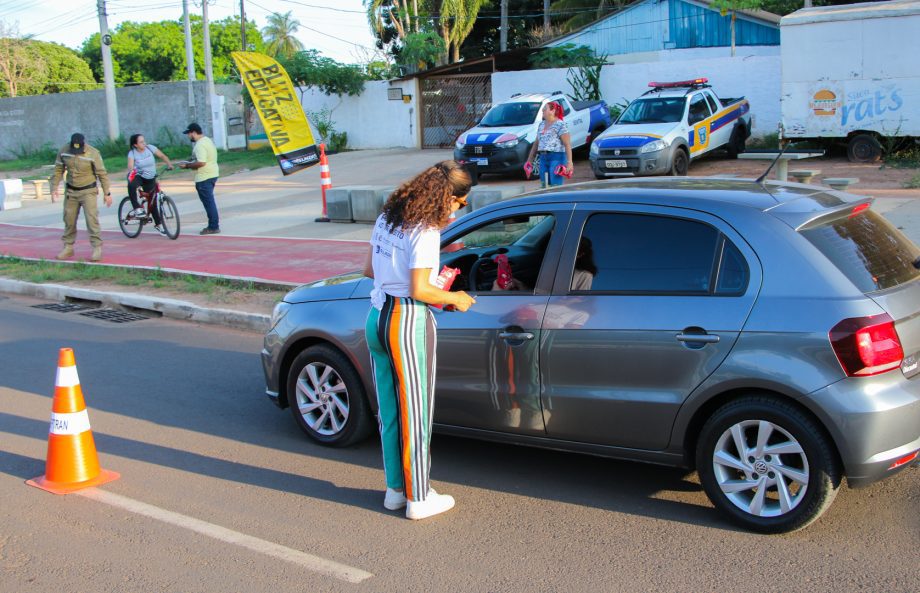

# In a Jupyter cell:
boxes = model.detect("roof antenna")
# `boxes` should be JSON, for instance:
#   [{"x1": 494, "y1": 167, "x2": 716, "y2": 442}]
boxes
[{"x1": 755, "y1": 142, "x2": 791, "y2": 184}]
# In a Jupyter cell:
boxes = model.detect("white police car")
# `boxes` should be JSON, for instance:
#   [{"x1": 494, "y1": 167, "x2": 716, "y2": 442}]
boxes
[{"x1": 590, "y1": 78, "x2": 752, "y2": 177}]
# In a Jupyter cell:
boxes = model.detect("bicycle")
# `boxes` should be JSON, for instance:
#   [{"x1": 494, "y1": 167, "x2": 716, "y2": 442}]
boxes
[{"x1": 118, "y1": 166, "x2": 180, "y2": 240}]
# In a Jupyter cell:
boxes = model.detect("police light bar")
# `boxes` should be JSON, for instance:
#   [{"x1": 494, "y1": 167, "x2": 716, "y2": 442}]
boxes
[{"x1": 648, "y1": 78, "x2": 709, "y2": 88}]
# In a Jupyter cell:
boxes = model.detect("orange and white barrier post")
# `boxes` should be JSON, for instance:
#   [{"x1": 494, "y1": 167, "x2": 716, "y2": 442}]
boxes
[
  {"x1": 316, "y1": 143, "x2": 332, "y2": 223},
  {"x1": 26, "y1": 348, "x2": 119, "y2": 494}
]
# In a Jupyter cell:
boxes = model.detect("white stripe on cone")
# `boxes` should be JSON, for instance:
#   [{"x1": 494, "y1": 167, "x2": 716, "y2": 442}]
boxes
[
  {"x1": 49, "y1": 410, "x2": 91, "y2": 435},
  {"x1": 55, "y1": 365, "x2": 80, "y2": 388}
]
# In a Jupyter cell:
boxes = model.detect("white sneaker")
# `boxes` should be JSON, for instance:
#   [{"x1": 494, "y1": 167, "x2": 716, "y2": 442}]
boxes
[
  {"x1": 384, "y1": 488, "x2": 407, "y2": 510},
  {"x1": 384, "y1": 487, "x2": 438, "y2": 510},
  {"x1": 131, "y1": 208, "x2": 146, "y2": 217},
  {"x1": 406, "y1": 491, "x2": 455, "y2": 520}
]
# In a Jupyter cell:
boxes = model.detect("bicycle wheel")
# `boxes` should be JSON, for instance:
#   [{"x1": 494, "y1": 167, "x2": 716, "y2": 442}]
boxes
[
  {"x1": 158, "y1": 194, "x2": 180, "y2": 239},
  {"x1": 118, "y1": 196, "x2": 143, "y2": 238}
]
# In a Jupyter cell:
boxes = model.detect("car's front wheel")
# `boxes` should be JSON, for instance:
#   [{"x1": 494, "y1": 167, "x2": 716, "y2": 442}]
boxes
[
  {"x1": 696, "y1": 396, "x2": 841, "y2": 533},
  {"x1": 286, "y1": 345, "x2": 373, "y2": 447}
]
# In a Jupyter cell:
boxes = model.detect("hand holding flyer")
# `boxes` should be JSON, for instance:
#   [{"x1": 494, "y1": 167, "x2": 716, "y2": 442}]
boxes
[{"x1": 432, "y1": 265, "x2": 461, "y2": 309}]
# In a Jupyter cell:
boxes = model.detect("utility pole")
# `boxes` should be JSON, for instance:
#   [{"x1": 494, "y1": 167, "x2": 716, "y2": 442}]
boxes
[
  {"x1": 544, "y1": 0, "x2": 550, "y2": 37},
  {"x1": 202, "y1": 0, "x2": 216, "y2": 97},
  {"x1": 500, "y1": 0, "x2": 508, "y2": 52},
  {"x1": 183, "y1": 0, "x2": 196, "y2": 120},
  {"x1": 240, "y1": 0, "x2": 246, "y2": 51},
  {"x1": 96, "y1": 0, "x2": 119, "y2": 140}
]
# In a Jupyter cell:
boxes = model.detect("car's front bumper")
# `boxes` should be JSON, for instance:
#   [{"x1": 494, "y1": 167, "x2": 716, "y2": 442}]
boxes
[
  {"x1": 454, "y1": 141, "x2": 531, "y2": 174},
  {"x1": 805, "y1": 372, "x2": 920, "y2": 487},
  {"x1": 590, "y1": 149, "x2": 670, "y2": 177}
]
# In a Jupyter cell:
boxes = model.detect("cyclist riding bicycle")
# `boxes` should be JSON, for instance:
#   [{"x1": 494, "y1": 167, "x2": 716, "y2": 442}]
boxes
[{"x1": 126, "y1": 134, "x2": 173, "y2": 233}]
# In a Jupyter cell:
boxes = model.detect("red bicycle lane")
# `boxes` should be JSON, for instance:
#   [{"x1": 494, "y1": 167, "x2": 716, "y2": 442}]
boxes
[{"x1": 0, "y1": 223, "x2": 368, "y2": 285}]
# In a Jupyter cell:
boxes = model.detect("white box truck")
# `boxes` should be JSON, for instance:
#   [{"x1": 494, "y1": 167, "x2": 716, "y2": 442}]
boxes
[{"x1": 779, "y1": 0, "x2": 920, "y2": 162}]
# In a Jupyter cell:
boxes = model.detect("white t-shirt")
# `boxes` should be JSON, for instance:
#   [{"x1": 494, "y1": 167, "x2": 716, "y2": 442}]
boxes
[{"x1": 370, "y1": 214, "x2": 441, "y2": 310}]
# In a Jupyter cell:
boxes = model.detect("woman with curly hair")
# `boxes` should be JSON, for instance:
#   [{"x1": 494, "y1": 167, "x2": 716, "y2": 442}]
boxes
[{"x1": 363, "y1": 160, "x2": 476, "y2": 520}]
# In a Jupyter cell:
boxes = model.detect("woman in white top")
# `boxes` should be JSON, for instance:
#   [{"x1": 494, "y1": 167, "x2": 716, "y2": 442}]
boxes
[
  {"x1": 525, "y1": 101, "x2": 574, "y2": 187},
  {"x1": 363, "y1": 160, "x2": 476, "y2": 520},
  {"x1": 126, "y1": 134, "x2": 172, "y2": 229}
]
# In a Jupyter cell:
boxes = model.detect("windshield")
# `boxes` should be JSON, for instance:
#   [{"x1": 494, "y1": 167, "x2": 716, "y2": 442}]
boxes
[
  {"x1": 479, "y1": 102, "x2": 541, "y2": 127},
  {"x1": 617, "y1": 98, "x2": 686, "y2": 124}
]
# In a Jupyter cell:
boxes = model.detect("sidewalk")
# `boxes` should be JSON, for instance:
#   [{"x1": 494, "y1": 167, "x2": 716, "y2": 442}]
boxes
[{"x1": 2, "y1": 148, "x2": 919, "y2": 332}]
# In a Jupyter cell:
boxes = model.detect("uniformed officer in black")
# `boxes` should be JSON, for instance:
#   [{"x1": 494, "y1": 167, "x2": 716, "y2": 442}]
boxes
[{"x1": 50, "y1": 133, "x2": 112, "y2": 262}]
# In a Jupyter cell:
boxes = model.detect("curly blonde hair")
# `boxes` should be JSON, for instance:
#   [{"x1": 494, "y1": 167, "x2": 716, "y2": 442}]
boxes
[{"x1": 381, "y1": 160, "x2": 471, "y2": 232}]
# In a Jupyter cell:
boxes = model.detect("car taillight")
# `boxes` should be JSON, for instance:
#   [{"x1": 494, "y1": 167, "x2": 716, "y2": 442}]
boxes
[{"x1": 829, "y1": 314, "x2": 904, "y2": 376}]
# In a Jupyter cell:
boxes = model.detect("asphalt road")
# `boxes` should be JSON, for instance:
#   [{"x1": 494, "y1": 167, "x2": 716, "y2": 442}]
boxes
[{"x1": 1, "y1": 293, "x2": 918, "y2": 593}]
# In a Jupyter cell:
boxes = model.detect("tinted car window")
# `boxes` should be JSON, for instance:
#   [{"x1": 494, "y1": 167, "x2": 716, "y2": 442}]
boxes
[
  {"x1": 800, "y1": 209, "x2": 920, "y2": 292},
  {"x1": 715, "y1": 239, "x2": 749, "y2": 295},
  {"x1": 705, "y1": 92, "x2": 719, "y2": 114},
  {"x1": 617, "y1": 98, "x2": 685, "y2": 124},
  {"x1": 688, "y1": 94, "x2": 711, "y2": 124},
  {"x1": 577, "y1": 213, "x2": 720, "y2": 293},
  {"x1": 480, "y1": 102, "x2": 541, "y2": 126}
]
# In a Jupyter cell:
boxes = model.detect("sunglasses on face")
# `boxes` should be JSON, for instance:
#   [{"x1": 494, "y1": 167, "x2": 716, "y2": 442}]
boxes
[{"x1": 453, "y1": 197, "x2": 468, "y2": 208}]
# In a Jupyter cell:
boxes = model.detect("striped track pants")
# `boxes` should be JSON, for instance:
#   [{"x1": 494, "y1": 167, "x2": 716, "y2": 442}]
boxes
[{"x1": 365, "y1": 295, "x2": 437, "y2": 502}]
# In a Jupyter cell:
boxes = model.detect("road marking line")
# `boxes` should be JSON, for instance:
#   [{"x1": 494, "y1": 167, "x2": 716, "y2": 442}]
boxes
[{"x1": 77, "y1": 489, "x2": 373, "y2": 583}]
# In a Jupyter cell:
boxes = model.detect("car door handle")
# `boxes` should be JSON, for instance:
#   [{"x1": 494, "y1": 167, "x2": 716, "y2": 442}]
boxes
[
  {"x1": 499, "y1": 331, "x2": 534, "y2": 341},
  {"x1": 676, "y1": 333, "x2": 720, "y2": 344}
]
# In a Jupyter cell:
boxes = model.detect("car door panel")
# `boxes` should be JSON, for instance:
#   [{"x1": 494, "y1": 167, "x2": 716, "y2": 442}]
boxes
[
  {"x1": 540, "y1": 205, "x2": 761, "y2": 450},
  {"x1": 433, "y1": 204, "x2": 573, "y2": 434}
]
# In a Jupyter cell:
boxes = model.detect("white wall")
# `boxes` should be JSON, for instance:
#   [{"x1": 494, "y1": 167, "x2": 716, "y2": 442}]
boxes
[
  {"x1": 494, "y1": 51, "x2": 781, "y2": 138},
  {"x1": 298, "y1": 80, "x2": 418, "y2": 149}
]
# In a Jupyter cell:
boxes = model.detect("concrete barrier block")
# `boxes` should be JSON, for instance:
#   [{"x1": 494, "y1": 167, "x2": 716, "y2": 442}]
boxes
[
  {"x1": 351, "y1": 186, "x2": 395, "y2": 223},
  {"x1": 0, "y1": 178, "x2": 23, "y2": 211},
  {"x1": 469, "y1": 185, "x2": 525, "y2": 211},
  {"x1": 326, "y1": 187, "x2": 357, "y2": 222}
]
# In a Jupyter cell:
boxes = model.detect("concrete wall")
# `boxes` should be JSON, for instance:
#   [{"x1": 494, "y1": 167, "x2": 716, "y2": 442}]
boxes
[
  {"x1": 0, "y1": 81, "x2": 242, "y2": 159},
  {"x1": 493, "y1": 49, "x2": 781, "y2": 137},
  {"x1": 295, "y1": 80, "x2": 419, "y2": 150}
]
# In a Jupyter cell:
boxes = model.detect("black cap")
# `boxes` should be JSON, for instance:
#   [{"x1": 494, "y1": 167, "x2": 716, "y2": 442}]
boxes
[
  {"x1": 183, "y1": 123, "x2": 202, "y2": 135},
  {"x1": 70, "y1": 133, "x2": 86, "y2": 154}
]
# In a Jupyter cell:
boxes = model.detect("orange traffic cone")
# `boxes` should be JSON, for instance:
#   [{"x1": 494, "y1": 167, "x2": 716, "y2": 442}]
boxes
[
  {"x1": 316, "y1": 143, "x2": 332, "y2": 223},
  {"x1": 26, "y1": 348, "x2": 119, "y2": 494}
]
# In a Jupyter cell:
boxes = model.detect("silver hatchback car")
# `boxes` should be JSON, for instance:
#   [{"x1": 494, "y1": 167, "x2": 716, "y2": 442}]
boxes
[{"x1": 262, "y1": 178, "x2": 920, "y2": 533}]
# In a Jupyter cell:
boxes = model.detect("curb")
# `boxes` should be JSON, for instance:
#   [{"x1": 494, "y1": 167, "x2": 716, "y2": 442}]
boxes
[{"x1": 0, "y1": 278, "x2": 270, "y2": 333}]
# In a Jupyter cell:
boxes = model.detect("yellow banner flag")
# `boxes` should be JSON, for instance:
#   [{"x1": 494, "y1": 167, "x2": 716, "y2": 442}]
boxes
[{"x1": 231, "y1": 51, "x2": 318, "y2": 176}]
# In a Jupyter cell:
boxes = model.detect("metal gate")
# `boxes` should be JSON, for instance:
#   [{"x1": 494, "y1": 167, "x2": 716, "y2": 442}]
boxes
[{"x1": 421, "y1": 74, "x2": 492, "y2": 148}]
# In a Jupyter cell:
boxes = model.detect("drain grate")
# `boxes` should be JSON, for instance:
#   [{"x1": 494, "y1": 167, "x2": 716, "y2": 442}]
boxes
[
  {"x1": 32, "y1": 303, "x2": 95, "y2": 313},
  {"x1": 78, "y1": 308, "x2": 151, "y2": 323}
]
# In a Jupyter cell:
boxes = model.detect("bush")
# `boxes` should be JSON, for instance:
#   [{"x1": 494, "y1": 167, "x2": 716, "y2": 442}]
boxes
[
  {"x1": 11, "y1": 142, "x2": 57, "y2": 162},
  {"x1": 329, "y1": 131, "x2": 348, "y2": 153},
  {"x1": 904, "y1": 172, "x2": 920, "y2": 189},
  {"x1": 747, "y1": 133, "x2": 780, "y2": 149}
]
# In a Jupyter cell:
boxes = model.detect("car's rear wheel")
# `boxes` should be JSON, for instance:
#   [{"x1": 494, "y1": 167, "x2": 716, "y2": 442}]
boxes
[
  {"x1": 726, "y1": 125, "x2": 746, "y2": 158},
  {"x1": 696, "y1": 396, "x2": 841, "y2": 533},
  {"x1": 286, "y1": 345, "x2": 372, "y2": 447}
]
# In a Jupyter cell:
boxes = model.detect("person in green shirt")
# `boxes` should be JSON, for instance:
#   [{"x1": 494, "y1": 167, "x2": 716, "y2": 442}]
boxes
[{"x1": 178, "y1": 123, "x2": 221, "y2": 235}]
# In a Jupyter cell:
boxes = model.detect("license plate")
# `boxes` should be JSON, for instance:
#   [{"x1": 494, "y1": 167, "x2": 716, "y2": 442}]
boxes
[
  {"x1": 605, "y1": 159, "x2": 627, "y2": 168},
  {"x1": 470, "y1": 158, "x2": 488, "y2": 166}
]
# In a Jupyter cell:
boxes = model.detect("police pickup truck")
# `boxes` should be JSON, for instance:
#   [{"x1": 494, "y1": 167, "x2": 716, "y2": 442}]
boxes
[
  {"x1": 590, "y1": 78, "x2": 751, "y2": 178},
  {"x1": 454, "y1": 92, "x2": 612, "y2": 177}
]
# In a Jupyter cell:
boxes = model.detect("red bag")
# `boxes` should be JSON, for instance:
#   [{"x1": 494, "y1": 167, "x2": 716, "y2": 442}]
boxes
[
  {"x1": 495, "y1": 254, "x2": 513, "y2": 290},
  {"x1": 432, "y1": 265, "x2": 460, "y2": 309},
  {"x1": 127, "y1": 168, "x2": 137, "y2": 182}
]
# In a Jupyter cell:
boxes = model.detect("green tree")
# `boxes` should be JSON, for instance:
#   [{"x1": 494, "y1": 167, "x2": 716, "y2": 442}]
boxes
[
  {"x1": 278, "y1": 50, "x2": 366, "y2": 97},
  {"x1": 401, "y1": 31, "x2": 445, "y2": 71},
  {"x1": 549, "y1": 0, "x2": 621, "y2": 32},
  {"x1": 29, "y1": 41, "x2": 97, "y2": 94},
  {"x1": 262, "y1": 11, "x2": 304, "y2": 59},
  {"x1": 0, "y1": 22, "x2": 44, "y2": 97},
  {"x1": 80, "y1": 16, "x2": 264, "y2": 84}
]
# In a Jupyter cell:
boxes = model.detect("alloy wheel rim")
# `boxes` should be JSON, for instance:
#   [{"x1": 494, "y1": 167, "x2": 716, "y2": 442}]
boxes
[
  {"x1": 295, "y1": 362, "x2": 349, "y2": 436},
  {"x1": 711, "y1": 419, "x2": 810, "y2": 517}
]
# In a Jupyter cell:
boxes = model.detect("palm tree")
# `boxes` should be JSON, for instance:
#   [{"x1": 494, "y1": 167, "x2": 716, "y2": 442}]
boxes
[{"x1": 262, "y1": 11, "x2": 305, "y2": 59}]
